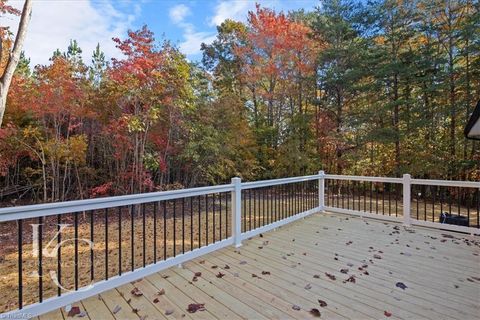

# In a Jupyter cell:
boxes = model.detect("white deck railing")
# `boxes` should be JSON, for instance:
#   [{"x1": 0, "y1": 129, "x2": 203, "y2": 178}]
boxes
[{"x1": 0, "y1": 172, "x2": 478, "y2": 318}]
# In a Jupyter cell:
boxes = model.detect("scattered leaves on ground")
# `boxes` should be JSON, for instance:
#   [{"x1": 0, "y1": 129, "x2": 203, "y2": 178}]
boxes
[
  {"x1": 153, "y1": 298, "x2": 159, "y2": 303},
  {"x1": 216, "y1": 272, "x2": 226, "y2": 278},
  {"x1": 292, "y1": 305, "x2": 301, "y2": 311},
  {"x1": 157, "y1": 289, "x2": 165, "y2": 295},
  {"x1": 262, "y1": 271, "x2": 271, "y2": 275},
  {"x1": 318, "y1": 300, "x2": 327, "y2": 307},
  {"x1": 384, "y1": 311, "x2": 392, "y2": 317},
  {"x1": 340, "y1": 268, "x2": 349, "y2": 274},
  {"x1": 304, "y1": 283, "x2": 312, "y2": 290}
]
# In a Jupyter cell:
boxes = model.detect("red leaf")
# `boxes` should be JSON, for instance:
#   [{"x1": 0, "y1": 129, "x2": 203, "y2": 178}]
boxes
[
  {"x1": 216, "y1": 272, "x2": 226, "y2": 278},
  {"x1": 67, "y1": 306, "x2": 81, "y2": 317},
  {"x1": 194, "y1": 272, "x2": 202, "y2": 277},
  {"x1": 325, "y1": 273, "x2": 336, "y2": 280},
  {"x1": 131, "y1": 287, "x2": 143, "y2": 296},
  {"x1": 384, "y1": 311, "x2": 392, "y2": 317}
]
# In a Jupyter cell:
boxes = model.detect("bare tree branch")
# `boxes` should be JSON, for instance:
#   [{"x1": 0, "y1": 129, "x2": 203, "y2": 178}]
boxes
[{"x1": 0, "y1": 0, "x2": 32, "y2": 127}]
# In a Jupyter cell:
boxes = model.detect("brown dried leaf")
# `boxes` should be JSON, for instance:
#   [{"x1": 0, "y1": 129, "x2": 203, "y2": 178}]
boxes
[
  {"x1": 340, "y1": 269, "x2": 349, "y2": 274},
  {"x1": 194, "y1": 272, "x2": 202, "y2": 277},
  {"x1": 304, "y1": 283, "x2": 312, "y2": 290},
  {"x1": 310, "y1": 308, "x2": 321, "y2": 317},
  {"x1": 211, "y1": 265, "x2": 218, "y2": 269},
  {"x1": 292, "y1": 305, "x2": 301, "y2": 311},
  {"x1": 153, "y1": 298, "x2": 160, "y2": 303},
  {"x1": 384, "y1": 311, "x2": 392, "y2": 317},
  {"x1": 187, "y1": 303, "x2": 205, "y2": 313},
  {"x1": 157, "y1": 289, "x2": 166, "y2": 295},
  {"x1": 131, "y1": 287, "x2": 143, "y2": 297},
  {"x1": 313, "y1": 274, "x2": 320, "y2": 279},
  {"x1": 224, "y1": 265, "x2": 230, "y2": 269},
  {"x1": 373, "y1": 254, "x2": 382, "y2": 259},
  {"x1": 216, "y1": 272, "x2": 226, "y2": 278},
  {"x1": 325, "y1": 273, "x2": 336, "y2": 281},
  {"x1": 261, "y1": 271, "x2": 271, "y2": 275},
  {"x1": 318, "y1": 299, "x2": 327, "y2": 307}
]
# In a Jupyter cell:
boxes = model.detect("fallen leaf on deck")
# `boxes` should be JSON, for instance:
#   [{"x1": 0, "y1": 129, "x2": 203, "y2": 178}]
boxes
[
  {"x1": 347, "y1": 263, "x2": 354, "y2": 267},
  {"x1": 340, "y1": 269, "x2": 349, "y2": 274},
  {"x1": 132, "y1": 308, "x2": 139, "y2": 314},
  {"x1": 78, "y1": 311, "x2": 87, "y2": 317},
  {"x1": 304, "y1": 283, "x2": 312, "y2": 290},
  {"x1": 187, "y1": 303, "x2": 205, "y2": 313},
  {"x1": 239, "y1": 260, "x2": 247, "y2": 265},
  {"x1": 67, "y1": 306, "x2": 81, "y2": 317},
  {"x1": 216, "y1": 272, "x2": 225, "y2": 278},
  {"x1": 131, "y1": 287, "x2": 143, "y2": 296},
  {"x1": 396, "y1": 282, "x2": 407, "y2": 290},
  {"x1": 199, "y1": 260, "x2": 205, "y2": 264},
  {"x1": 384, "y1": 311, "x2": 392, "y2": 317},
  {"x1": 211, "y1": 265, "x2": 218, "y2": 269},
  {"x1": 192, "y1": 276, "x2": 198, "y2": 282},
  {"x1": 259, "y1": 234, "x2": 263, "y2": 237},
  {"x1": 325, "y1": 273, "x2": 336, "y2": 280},
  {"x1": 112, "y1": 305, "x2": 122, "y2": 314},
  {"x1": 373, "y1": 254, "x2": 382, "y2": 259},
  {"x1": 318, "y1": 300, "x2": 327, "y2": 307},
  {"x1": 262, "y1": 271, "x2": 271, "y2": 275},
  {"x1": 292, "y1": 305, "x2": 301, "y2": 311},
  {"x1": 313, "y1": 274, "x2": 320, "y2": 279},
  {"x1": 165, "y1": 309, "x2": 174, "y2": 315},
  {"x1": 195, "y1": 272, "x2": 202, "y2": 277},
  {"x1": 224, "y1": 265, "x2": 230, "y2": 269},
  {"x1": 258, "y1": 246, "x2": 263, "y2": 249},
  {"x1": 343, "y1": 275, "x2": 356, "y2": 283},
  {"x1": 161, "y1": 274, "x2": 169, "y2": 279},
  {"x1": 157, "y1": 289, "x2": 165, "y2": 295},
  {"x1": 310, "y1": 308, "x2": 321, "y2": 317}
]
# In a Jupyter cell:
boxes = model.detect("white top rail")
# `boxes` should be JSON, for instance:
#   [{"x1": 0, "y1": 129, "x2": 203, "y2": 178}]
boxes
[
  {"x1": 241, "y1": 174, "x2": 321, "y2": 189},
  {"x1": 411, "y1": 179, "x2": 480, "y2": 188},
  {"x1": 0, "y1": 184, "x2": 234, "y2": 222},
  {"x1": 325, "y1": 175, "x2": 402, "y2": 184}
]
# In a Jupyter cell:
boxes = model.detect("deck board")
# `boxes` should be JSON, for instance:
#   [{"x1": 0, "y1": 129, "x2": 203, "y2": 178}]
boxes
[{"x1": 47, "y1": 212, "x2": 480, "y2": 319}]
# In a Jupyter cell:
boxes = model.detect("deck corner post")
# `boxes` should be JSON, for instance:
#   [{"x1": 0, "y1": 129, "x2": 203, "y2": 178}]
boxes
[
  {"x1": 319, "y1": 170, "x2": 325, "y2": 212},
  {"x1": 402, "y1": 173, "x2": 411, "y2": 226},
  {"x1": 231, "y1": 177, "x2": 242, "y2": 247}
]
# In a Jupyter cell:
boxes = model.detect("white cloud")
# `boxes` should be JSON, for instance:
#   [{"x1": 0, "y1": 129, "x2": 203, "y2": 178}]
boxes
[
  {"x1": 209, "y1": 0, "x2": 252, "y2": 26},
  {"x1": 168, "y1": 3, "x2": 215, "y2": 56},
  {"x1": 4, "y1": 0, "x2": 141, "y2": 67},
  {"x1": 169, "y1": 4, "x2": 191, "y2": 24}
]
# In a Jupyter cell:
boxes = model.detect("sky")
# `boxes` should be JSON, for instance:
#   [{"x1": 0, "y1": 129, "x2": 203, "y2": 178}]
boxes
[{"x1": 4, "y1": 0, "x2": 318, "y2": 67}]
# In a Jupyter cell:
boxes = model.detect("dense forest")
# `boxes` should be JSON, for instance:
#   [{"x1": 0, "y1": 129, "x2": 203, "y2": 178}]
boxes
[{"x1": 0, "y1": 0, "x2": 479, "y2": 204}]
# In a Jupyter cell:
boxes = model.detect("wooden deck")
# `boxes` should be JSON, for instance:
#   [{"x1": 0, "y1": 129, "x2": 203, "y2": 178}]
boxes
[{"x1": 39, "y1": 212, "x2": 480, "y2": 320}]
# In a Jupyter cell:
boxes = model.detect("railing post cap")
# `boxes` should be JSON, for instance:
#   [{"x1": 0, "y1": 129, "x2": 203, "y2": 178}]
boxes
[
  {"x1": 403, "y1": 173, "x2": 411, "y2": 179},
  {"x1": 231, "y1": 177, "x2": 241, "y2": 183},
  {"x1": 318, "y1": 170, "x2": 325, "y2": 176}
]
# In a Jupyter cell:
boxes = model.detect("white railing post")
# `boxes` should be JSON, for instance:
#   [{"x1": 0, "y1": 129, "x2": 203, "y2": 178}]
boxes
[
  {"x1": 402, "y1": 174, "x2": 411, "y2": 226},
  {"x1": 231, "y1": 177, "x2": 242, "y2": 247},
  {"x1": 318, "y1": 170, "x2": 325, "y2": 211}
]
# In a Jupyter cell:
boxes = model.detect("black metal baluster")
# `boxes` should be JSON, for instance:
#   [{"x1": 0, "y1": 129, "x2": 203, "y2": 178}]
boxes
[
  {"x1": 432, "y1": 186, "x2": 436, "y2": 222},
  {"x1": 476, "y1": 188, "x2": 479, "y2": 228},
  {"x1": 369, "y1": 182, "x2": 373, "y2": 212},
  {"x1": 198, "y1": 196, "x2": 201, "y2": 248},
  {"x1": 395, "y1": 185, "x2": 398, "y2": 217},
  {"x1": 225, "y1": 193, "x2": 229, "y2": 238},
  {"x1": 212, "y1": 194, "x2": 216, "y2": 243},
  {"x1": 73, "y1": 212, "x2": 79, "y2": 290},
  {"x1": 163, "y1": 201, "x2": 167, "y2": 259},
  {"x1": 105, "y1": 209, "x2": 108, "y2": 279},
  {"x1": 363, "y1": 182, "x2": 366, "y2": 211},
  {"x1": 182, "y1": 197, "x2": 186, "y2": 252},
  {"x1": 388, "y1": 185, "x2": 391, "y2": 216},
  {"x1": 57, "y1": 214, "x2": 62, "y2": 295},
  {"x1": 191, "y1": 197, "x2": 194, "y2": 250},
  {"x1": 90, "y1": 210, "x2": 94, "y2": 281},
  {"x1": 153, "y1": 203, "x2": 157, "y2": 263},
  {"x1": 142, "y1": 204, "x2": 146, "y2": 267},
  {"x1": 173, "y1": 200, "x2": 177, "y2": 256},
  {"x1": 18, "y1": 219, "x2": 23, "y2": 309},
  {"x1": 457, "y1": 187, "x2": 461, "y2": 220},
  {"x1": 249, "y1": 189, "x2": 252, "y2": 230},
  {"x1": 118, "y1": 207, "x2": 122, "y2": 275},
  {"x1": 131, "y1": 205, "x2": 134, "y2": 271},
  {"x1": 382, "y1": 185, "x2": 385, "y2": 215},
  {"x1": 341, "y1": 181, "x2": 345, "y2": 209},
  {"x1": 440, "y1": 188, "x2": 444, "y2": 217},
  {"x1": 467, "y1": 190, "x2": 470, "y2": 226},
  {"x1": 38, "y1": 216, "x2": 43, "y2": 301},
  {"x1": 218, "y1": 193, "x2": 222, "y2": 240},
  {"x1": 449, "y1": 187, "x2": 452, "y2": 215},
  {"x1": 375, "y1": 184, "x2": 378, "y2": 214},
  {"x1": 416, "y1": 186, "x2": 419, "y2": 219},
  {"x1": 262, "y1": 188, "x2": 265, "y2": 225},
  {"x1": 205, "y1": 195, "x2": 208, "y2": 245}
]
